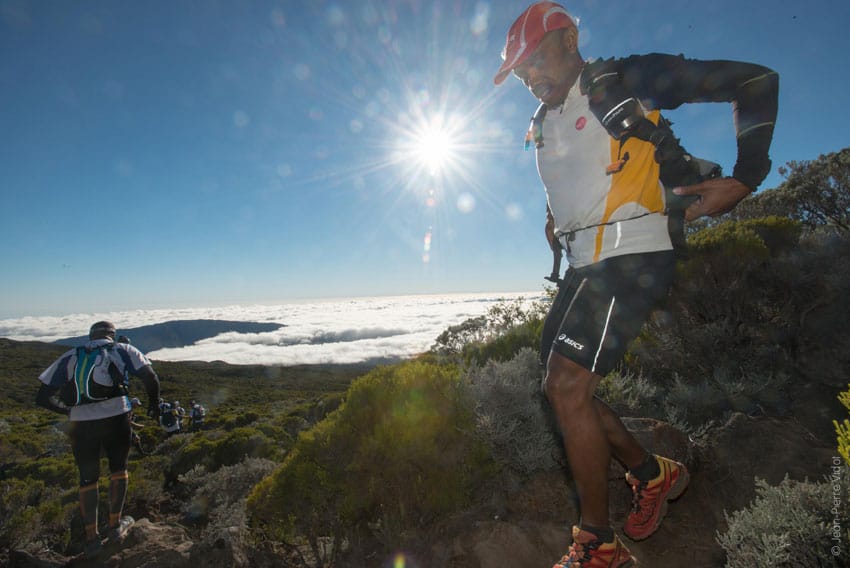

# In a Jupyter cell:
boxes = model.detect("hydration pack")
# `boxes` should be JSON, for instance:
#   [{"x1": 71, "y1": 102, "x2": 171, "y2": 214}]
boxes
[
  {"x1": 60, "y1": 344, "x2": 127, "y2": 406},
  {"x1": 160, "y1": 404, "x2": 178, "y2": 428}
]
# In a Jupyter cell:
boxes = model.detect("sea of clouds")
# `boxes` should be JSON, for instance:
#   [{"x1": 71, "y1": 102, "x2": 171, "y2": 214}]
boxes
[{"x1": 0, "y1": 292, "x2": 542, "y2": 366}]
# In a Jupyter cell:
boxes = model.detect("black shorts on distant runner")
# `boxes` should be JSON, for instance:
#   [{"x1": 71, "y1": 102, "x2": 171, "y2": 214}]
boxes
[{"x1": 540, "y1": 251, "x2": 675, "y2": 376}]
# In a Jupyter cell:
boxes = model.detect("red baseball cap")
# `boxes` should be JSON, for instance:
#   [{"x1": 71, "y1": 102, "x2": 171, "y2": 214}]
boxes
[{"x1": 493, "y1": 2, "x2": 576, "y2": 85}]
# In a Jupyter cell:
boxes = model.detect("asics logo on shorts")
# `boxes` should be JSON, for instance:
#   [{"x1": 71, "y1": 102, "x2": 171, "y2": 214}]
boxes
[{"x1": 557, "y1": 334, "x2": 585, "y2": 351}]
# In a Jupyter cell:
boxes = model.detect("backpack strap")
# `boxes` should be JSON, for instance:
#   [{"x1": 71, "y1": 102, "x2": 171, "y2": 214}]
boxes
[{"x1": 525, "y1": 103, "x2": 549, "y2": 151}]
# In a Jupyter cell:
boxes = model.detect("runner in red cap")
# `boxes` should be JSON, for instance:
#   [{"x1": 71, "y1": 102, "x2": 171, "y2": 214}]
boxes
[
  {"x1": 493, "y1": 1, "x2": 575, "y2": 86},
  {"x1": 495, "y1": 3, "x2": 778, "y2": 566}
]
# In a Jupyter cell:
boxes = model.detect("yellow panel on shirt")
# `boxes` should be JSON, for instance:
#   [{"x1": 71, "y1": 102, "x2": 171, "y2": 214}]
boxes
[{"x1": 537, "y1": 83, "x2": 672, "y2": 268}]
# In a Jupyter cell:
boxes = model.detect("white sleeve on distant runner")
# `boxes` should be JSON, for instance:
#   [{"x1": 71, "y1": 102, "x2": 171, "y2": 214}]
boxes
[{"x1": 38, "y1": 350, "x2": 75, "y2": 386}]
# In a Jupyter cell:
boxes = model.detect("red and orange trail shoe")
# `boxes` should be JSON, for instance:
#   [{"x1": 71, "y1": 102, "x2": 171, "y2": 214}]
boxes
[
  {"x1": 552, "y1": 526, "x2": 638, "y2": 567},
  {"x1": 624, "y1": 454, "x2": 690, "y2": 541}
]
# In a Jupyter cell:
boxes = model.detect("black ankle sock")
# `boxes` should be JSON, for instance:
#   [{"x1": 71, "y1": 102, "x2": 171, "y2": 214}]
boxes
[
  {"x1": 579, "y1": 523, "x2": 614, "y2": 543},
  {"x1": 630, "y1": 454, "x2": 660, "y2": 481}
]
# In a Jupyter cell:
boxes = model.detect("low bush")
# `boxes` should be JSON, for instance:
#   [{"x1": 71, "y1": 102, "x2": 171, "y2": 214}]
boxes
[
  {"x1": 165, "y1": 426, "x2": 283, "y2": 481},
  {"x1": 717, "y1": 471, "x2": 849, "y2": 567},
  {"x1": 0, "y1": 477, "x2": 74, "y2": 552},
  {"x1": 596, "y1": 367, "x2": 660, "y2": 417},
  {"x1": 247, "y1": 361, "x2": 494, "y2": 563},
  {"x1": 430, "y1": 295, "x2": 549, "y2": 365},
  {"x1": 465, "y1": 348, "x2": 562, "y2": 478},
  {"x1": 180, "y1": 457, "x2": 277, "y2": 533}
]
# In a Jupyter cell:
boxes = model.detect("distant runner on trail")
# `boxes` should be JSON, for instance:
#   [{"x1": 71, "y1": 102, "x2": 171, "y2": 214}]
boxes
[
  {"x1": 493, "y1": 3, "x2": 778, "y2": 566},
  {"x1": 158, "y1": 398, "x2": 181, "y2": 436},
  {"x1": 35, "y1": 321, "x2": 161, "y2": 558},
  {"x1": 189, "y1": 399, "x2": 206, "y2": 431}
]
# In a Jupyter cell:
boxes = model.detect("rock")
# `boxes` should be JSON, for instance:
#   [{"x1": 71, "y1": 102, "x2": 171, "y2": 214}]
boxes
[
  {"x1": 98, "y1": 518, "x2": 193, "y2": 567},
  {"x1": 39, "y1": 518, "x2": 195, "y2": 568}
]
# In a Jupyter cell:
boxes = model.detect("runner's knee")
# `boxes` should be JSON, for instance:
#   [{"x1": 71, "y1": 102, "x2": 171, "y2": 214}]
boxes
[{"x1": 544, "y1": 356, "x2": 596, "y2": 404}]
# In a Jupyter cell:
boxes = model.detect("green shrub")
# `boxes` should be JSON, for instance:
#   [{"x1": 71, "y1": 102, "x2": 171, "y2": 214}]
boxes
[
  {"x1": 212, "y1": 426, "x2": 280, "y2": 466},
  {"x1": 689, "y1": 216, "x2": 801, "y2": 257},
  {"x1": 126, "y1": 454, "x2": 170, "y2": 510},
  {"x1": 247, "y1": 361, "x2": 494, "y2": 558},
  {"x1": 465, "y1": 348, "x2": 562, "y2": 477},
  {"x1": 180, "y1": 458, "x2": 276, "y2": 534},
  {"x1": 461, "y1": 318, "x2": 544, "y2": 366},
  {"x1": 430, "y1": 295, "x2": 549, "y2": 362},
  {"x1": 210, "y1": 410, "x2": 260, "y2": 431},
  {"x1": 0, "y1": 477, "x2": 73, "y2": 551},
  {"x1": 166, "y1": 427, "x2": 281, "y2": 480},
  {"x1": 8, "y1": 456, "x2": 77, "y2": 487},
  {"x1": 717, "y1": 472, "x2": 849, "y2": 567},
  {"x1": 596, "y1": 367, "x2": 660, "y2": 417}
]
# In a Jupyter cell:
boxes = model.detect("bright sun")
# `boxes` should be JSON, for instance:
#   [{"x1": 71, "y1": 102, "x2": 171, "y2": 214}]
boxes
[
  {"x1": 414, "y1": 125, "x2": 453, "y2": 175},
  {"x1": 400, "y1": 114, "x2": 462, "y2": 178}
]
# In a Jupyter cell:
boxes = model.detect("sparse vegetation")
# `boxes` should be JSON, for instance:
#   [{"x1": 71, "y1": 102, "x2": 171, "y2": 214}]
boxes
[
  {"x1": 179, "y1": 457, "x2": 277, "y2": 534},
  {"x1": 430, "y1": 294, "x2": 550, "y2": 365},
  {"x1": 0, "y1": 337, "x2": 358, "y2": 558},
  {"x1": 2, "y1": 147, "x2": 849, "y2": 566},
  {"x1": 717, "y1": 472, "x2": 850, "y2": 568},
  {"x1": 465, "y1": 348, "x2": 563, "y2": 478},
  {"x1": 247, "y1": 360, "x2": 494, "y2": 566}
]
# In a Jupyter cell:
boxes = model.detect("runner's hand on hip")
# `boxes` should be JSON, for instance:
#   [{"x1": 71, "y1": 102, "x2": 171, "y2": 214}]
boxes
[{"x1": 674, "y1": 177, "x2": 752, "y2": 221}]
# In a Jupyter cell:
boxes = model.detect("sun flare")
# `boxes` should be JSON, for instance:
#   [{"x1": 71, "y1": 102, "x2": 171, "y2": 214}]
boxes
[
  {"x1": 414, "y1": 124, "x2": 453, "y2": 175},
  {"x1": 400, "y1": 114, "x2": 462, "y2": 177}
]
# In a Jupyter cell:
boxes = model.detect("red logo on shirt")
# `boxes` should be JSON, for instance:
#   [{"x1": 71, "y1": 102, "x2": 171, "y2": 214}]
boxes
[{"x1": 575, "y1": 116, "x2": 587, "y2": 130}]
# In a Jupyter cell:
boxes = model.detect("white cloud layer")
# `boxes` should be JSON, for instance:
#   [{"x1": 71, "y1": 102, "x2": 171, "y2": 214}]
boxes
[{"x1": 0, "y1": 292, "x2": 542, "y2": 366}]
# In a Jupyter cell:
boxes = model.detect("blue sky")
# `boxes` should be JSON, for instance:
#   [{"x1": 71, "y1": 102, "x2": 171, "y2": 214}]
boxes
[{"x1": 2, "y1": 0, "x2": 848, "y2": 319}]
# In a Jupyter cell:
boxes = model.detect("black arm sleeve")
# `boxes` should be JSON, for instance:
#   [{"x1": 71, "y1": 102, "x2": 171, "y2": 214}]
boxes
[
  {"x1": 617, "y1": 53, "x2": 779, "y2": 191},
  {"x1": 35, "y1": 383, "x2": 70, "y2": 416}
]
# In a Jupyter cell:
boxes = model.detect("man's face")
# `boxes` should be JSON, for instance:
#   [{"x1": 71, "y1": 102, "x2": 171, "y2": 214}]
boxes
[{"x1": 512, "y1": 29, "x2": 580, "y2": 106}]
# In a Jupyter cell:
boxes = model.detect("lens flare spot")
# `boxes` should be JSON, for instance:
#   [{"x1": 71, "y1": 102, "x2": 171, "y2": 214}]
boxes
[
  {"x1": 457, "y1": 193, "x2": 475, "y2": 213},
  {"x1": 505, "y1": 202, "x2": 522, "y2": 220},
  {"x1": 424, "y1": 188, "x2": 438, "y2": 208},
  {"x1": 470, "y1": 4, "x2": 490, "y2": 36}
]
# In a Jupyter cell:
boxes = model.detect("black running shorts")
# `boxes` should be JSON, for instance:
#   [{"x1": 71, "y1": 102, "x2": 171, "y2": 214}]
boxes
[
  {"x1": 69, "y1": 412, "x2": 132, "y2": 486},
  {"x1": 540, "y1": 251, "x2": 675, "y2": 376}
]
